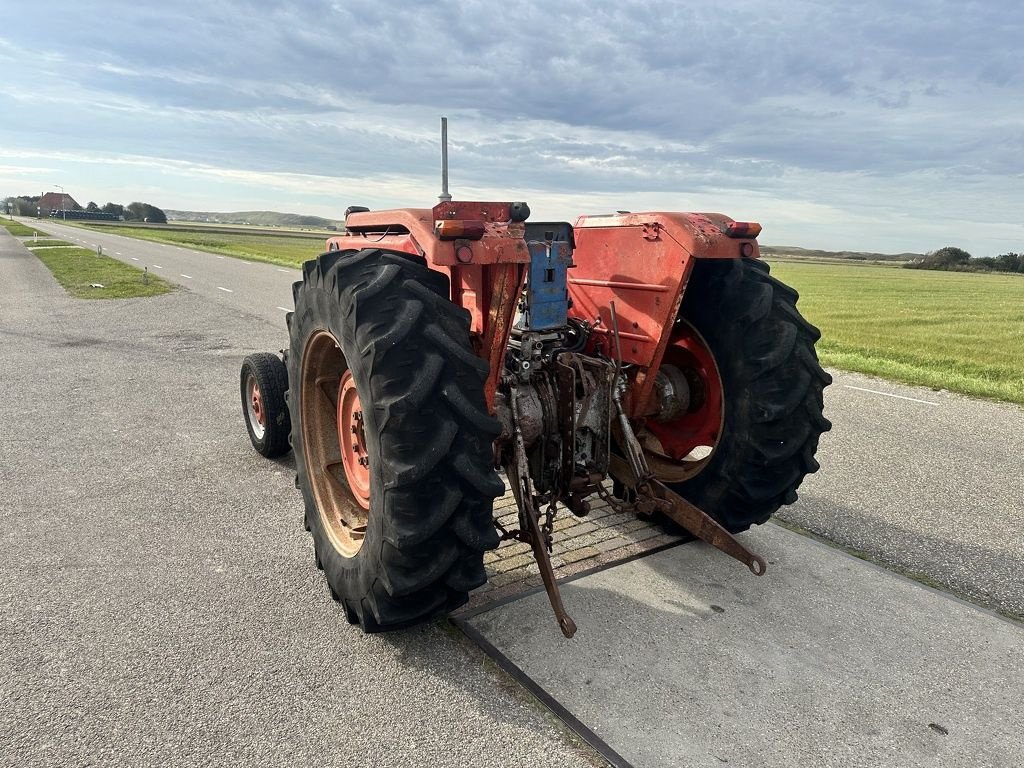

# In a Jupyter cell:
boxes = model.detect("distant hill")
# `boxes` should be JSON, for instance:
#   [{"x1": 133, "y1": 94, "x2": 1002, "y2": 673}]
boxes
[
  {"x1": 166, "y1": 210, "x2": 343, "y2": 229},
  {"x1": 761, "y1": 245, "x2": 920, "y2": 262}
]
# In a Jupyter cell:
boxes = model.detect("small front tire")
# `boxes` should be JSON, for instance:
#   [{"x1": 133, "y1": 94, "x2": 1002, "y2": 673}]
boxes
[{"x1": 241, "y1": 352, "x2": 291, "y2": 458}]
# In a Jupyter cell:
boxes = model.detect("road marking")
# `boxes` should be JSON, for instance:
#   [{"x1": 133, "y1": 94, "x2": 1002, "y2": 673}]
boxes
[
  {"x1": 131, "y1": 257, "x2": 139, "y2": 261},
  {"x1": 277, "y1": 306, "x2": 291, "y2": 312},
  {"x1": 842, "y1": 385, "x2": 940, "y2": 406},
  {"x1": 276, "y1": 268, "x2": 289, "y2": 273},
  {"x1": 115, "y1": 251, "x2": 122, "y2": 255},
  {"x1": 217, "y1": 286, "x2": 233, "y2": 293},
  {"x1": 152, "y1": 264, "x2": 164, "y2": 269},
  {"x1": 216, "y1": 256, "x2": 224, "y2": 259},
  {"x1": 180, "y1": 274, "x2": 193, "y2": 279}
]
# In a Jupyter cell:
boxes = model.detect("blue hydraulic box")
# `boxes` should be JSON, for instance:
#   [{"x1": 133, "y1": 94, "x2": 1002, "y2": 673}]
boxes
[{"x1": 522, "y1": 222, "x2": 574, "y2": 331}]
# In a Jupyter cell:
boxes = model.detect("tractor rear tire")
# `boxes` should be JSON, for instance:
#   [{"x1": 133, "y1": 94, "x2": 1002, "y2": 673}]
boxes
[
  {"x1": 287, "y1": 247, "x2": 503, "y2": 632},
  {"x1": 240, "y1": 352, "x2": 291, "y2": 458},
  {"x1": 660, "y1": 258, "x2": 831, "y2": 533}
]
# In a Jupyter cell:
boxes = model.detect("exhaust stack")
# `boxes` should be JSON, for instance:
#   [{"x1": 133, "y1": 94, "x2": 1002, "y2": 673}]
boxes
[{"x1": 439, "y1": 116, "x2": 452, "y2": 203}]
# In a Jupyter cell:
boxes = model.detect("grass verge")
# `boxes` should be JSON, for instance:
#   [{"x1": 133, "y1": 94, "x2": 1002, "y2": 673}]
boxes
[
  {"x1": 2, "y1": 219, "x2": 49, "y2": 237},
  {"x1": 16, "y1": 239, "x2": 68, "y2": 248},
  {"x1": 79, "y1": 223, "x2": 325, "y2": 268},
  {"x1": 30, "y1": 245, "x2": 174, "y2": 299},
  {"x1": 769, "y1": 260, "x2": 1024, "y2": 405}
]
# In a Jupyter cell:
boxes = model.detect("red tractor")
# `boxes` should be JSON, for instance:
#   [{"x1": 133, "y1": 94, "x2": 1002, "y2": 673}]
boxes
[{"x1": 241, "y1": 132, "x2": 830, "y2": 637}]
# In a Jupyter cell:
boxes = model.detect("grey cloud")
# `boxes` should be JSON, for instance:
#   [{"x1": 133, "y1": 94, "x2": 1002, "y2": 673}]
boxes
[{"x1": 3, "y1": 0, "x2": 1024, "y2": 253}]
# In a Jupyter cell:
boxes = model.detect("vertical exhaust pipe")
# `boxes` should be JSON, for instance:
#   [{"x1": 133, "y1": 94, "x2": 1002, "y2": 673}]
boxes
[{"x1": 439, "y1": 116, "x2": 452, "y2": 203}]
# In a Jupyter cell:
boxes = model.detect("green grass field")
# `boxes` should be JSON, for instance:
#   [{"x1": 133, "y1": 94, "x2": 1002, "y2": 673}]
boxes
[
  {"x1": 769, "y1": 261, "x2": 1024, "y2": 405},
  {"x1": 2, "y1": 219, "x2": 49, "y2": 237},
  {"x1": 80, "y1": 223, "x2": 327, "y2": 268},
  {"x1": 30, "y1": 245, "x2": 174, "y2": 299}
]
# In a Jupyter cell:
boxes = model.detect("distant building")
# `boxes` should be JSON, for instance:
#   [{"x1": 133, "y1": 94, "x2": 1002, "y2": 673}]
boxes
[{"x1": 38, "y1": 192, "x2": 80, "y2": 216}]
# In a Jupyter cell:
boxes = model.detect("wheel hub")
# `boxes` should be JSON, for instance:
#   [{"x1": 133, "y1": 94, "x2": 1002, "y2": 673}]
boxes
[
  {"x1": 338, "y1": 370, "x2": 371, "y2": 510},
  {"x1": 245, "y1": 374, "x2": 266, "y2": 439},
  {"x1": 641, "y1": 322, "x2": 725, "y2": 482}
]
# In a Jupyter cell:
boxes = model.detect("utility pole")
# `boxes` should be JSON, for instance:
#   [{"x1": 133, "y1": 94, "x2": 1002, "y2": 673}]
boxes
[{"x1": 54, "y1": 184, "x2": 66, "y2": 220}]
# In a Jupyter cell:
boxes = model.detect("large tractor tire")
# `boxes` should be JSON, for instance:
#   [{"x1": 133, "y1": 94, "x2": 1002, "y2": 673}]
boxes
[
  {"x1": 287, "y1": 247, "x2": 503, "y2": 632},
  {"x1": 639, "y1": 258, "x2": 831, "y2": 533}
]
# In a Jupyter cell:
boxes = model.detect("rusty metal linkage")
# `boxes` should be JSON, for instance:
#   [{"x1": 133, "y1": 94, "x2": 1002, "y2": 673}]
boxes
[
  {"x1": 506, "y1": 385, "x2": 578, "y2": 638},
  {"x1": 646, "y1": 479, "x2": 767, "y2": 576},
  {"x1": 608, "y1": 454, "x2": 767, "y2": 576}
]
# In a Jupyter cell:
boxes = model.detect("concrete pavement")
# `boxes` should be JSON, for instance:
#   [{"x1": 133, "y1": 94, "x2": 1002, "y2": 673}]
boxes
[{"x1": 467, "y1": 524, "x2": 1024, "y2": 768}]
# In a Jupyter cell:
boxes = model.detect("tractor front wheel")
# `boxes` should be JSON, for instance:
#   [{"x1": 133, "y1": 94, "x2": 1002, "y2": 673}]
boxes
[
  {"x1": 287, "y1": 248, "x2": 503, "y2": 632},
  {"x1": 240, "y1": 352, "x2": 291, "y2": 458}
]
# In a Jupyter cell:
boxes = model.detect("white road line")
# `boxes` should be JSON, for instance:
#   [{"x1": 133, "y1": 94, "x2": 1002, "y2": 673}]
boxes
[
  {"x1": 180, "y1": 274, "x2": 193, "y2": 279},
  {"x1": 152, "y1": 264, "x2": 164, "y2": 269},
  {"x1": 276, "y1": 306, "x2": 291, "y2": 312},
  {"x1": 217, "y1": 286, "x2": 233, "y2": 293},
  {"x1": 842, "y1": 384, "x2": 940, "y2": 406},
  {"x1": 275, "y1": 268, "x2": 289, "y2": 273},
  {"x1": 131, "y1": 257, "x2": 139, "y2": 261},
  {"x1": 216, "y1": 256, "x2": 224, "y2": 259},
  {"x1": 114, "y1": 251, "x2": 122, "y2": 255}
]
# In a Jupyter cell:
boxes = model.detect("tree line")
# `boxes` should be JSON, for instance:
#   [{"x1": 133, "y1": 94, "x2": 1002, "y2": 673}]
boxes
[
  {"x1": 903, "y1": 246, "x2": 1024, "y2": 274},
  {"x1": 4, "y1": 195, "x2": 167, "y2": 224}
]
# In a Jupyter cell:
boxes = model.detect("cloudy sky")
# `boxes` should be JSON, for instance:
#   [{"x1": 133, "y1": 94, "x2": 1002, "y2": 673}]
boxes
[{"x1": 2, "y1": 0, "x2": 1022, "y2": 254}]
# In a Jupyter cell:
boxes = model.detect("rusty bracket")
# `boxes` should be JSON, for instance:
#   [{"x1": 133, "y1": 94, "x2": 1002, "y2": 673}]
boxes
[
  {"x1": 646, "y1": 479, "x2": 767, "y2": 576},
  {"x1": 641, "y1": 222, "x2": 661, "y2": 241},
  {"x1": 608, "y1": 455, "x2": 766, "y2": 576}
]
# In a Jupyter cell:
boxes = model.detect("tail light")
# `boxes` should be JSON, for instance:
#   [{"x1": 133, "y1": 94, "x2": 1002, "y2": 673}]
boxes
[
  {"x1": 435, "y1": 220, "x2": 486, "y2": 240},
  {"x1": 724, "y1": 221, "x2": 762, "y2": 238}
]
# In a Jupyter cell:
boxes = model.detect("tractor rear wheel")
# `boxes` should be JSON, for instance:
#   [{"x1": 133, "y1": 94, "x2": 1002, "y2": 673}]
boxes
[
  {"x1": 642, "y1": 258, "x2": 831, "y2": 533},
  {"x1": 287, "y1": 247, "x2": 503, "y2": 632}
]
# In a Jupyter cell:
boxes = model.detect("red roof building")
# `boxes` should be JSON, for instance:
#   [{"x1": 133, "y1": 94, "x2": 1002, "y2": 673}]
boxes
[{"x1": 38, "y1": 192, "x2": 80, "y2": 216}]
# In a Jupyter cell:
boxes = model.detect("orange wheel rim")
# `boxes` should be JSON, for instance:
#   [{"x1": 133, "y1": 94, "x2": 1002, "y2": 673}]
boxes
[
  {"x1": 299, "y1": 330, "x2": 369, "y2": 558},
  {"x1": 641, "y1": 321, "x2": 725, "y2": 482},
  {"x1": 338, "y1": 370, "x2": 371, "y2": 510}
]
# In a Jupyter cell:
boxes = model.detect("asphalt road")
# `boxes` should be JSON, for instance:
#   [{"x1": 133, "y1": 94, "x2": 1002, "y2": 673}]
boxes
[
  {"x1": 781, "y1": 373, "x2": 1024, "y2": 617},
  {"x1": 26, "y1": 218, "x2": 300, "y2": 325},
  {"x1": 0, "y1": 230, "x2": 603, "y2": 768},
  {"x1": 3, "y1": 221, "x2": 1022, "y2": 765}
]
